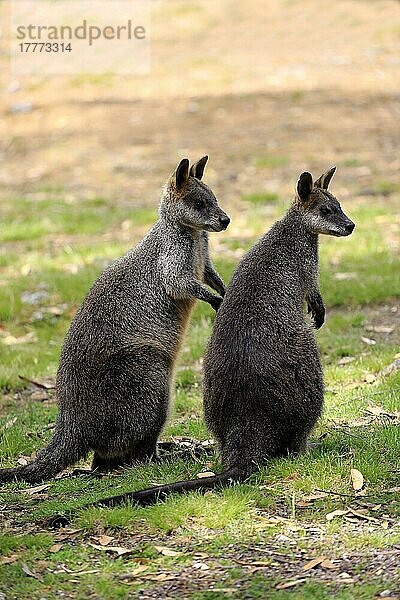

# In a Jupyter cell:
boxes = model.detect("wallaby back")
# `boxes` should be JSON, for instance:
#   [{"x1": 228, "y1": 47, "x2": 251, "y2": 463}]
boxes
[
  {"x1": 0, "y1": 156, "x2": 229, "y2": 484},
  {"x1": 91, "y1": 167, "x2": 354, "y2": 509}
]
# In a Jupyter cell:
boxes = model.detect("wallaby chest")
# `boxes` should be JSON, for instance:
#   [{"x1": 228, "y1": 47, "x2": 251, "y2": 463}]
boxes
[{"x1": 192, "y1": 236, "x2": 206, "y2": 280}]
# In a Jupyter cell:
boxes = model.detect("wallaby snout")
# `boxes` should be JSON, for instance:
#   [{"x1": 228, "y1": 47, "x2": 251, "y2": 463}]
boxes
[
  {"x1": 216, "y1": 210, "x2": 231, "y2": 231},
  {"x1": 324, "y1": 208, "x2": 355, "y2": 237},
  {"x1": 342, "y1": 217, "x2": 355, "y2": 236}
]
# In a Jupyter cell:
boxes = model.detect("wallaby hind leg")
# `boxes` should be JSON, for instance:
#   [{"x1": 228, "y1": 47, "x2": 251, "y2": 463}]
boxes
[
  {"x1": 91, "y1": 436, "x2": 158, "y2": 472},
  {"x1": 127, "y1": 436, "x2": 158, "y2": 463},
  {"x1": 91, "y1": 454, "x2": 124, "y2": 472},
  {"x1": 222, "y1": 423, "x2": 280, "y2": 477},
  {"x1": 284, "y1": 432, "x2": 313, "y2": 456}
]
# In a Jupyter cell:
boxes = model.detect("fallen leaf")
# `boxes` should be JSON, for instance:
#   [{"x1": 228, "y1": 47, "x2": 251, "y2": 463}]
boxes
[
  {"x1": 295, "y1": 500, "x2": 313, "y2": 508},
  {"x1": 326, "y1": 509, "x2": 349, "y2": 521},
  {"x1": 68, "y1": 569, "x2": 99, "y2": 576},
  {"x1": 18, "y1": 375, "x2": 55, "y2": 389},
  {"x1": 302, "y1": 556, "x2": 326, "y2": 571},
  {"x1": 276, "y1": 579, "x2": 307, "y2": 590},
  {"x1": 30, "y1": 390, "x2": 49, "y2": 401},
  {"x1": 21, "y1": 562, "x2": 42, "y2": 581},
  {"x1": 366, "y1": 404, "x2": 386, "y2": 416},
  {"x1": 118, "y1": 565, "x2": 149, "y2": 579},
  {"x1": 47, "y1": 305, "x2": 66, "y2": 316},
  {"x1": 2, "y1": 332, "x2": 37, "y2": 346},
  {"x1": 320, "y1": 559, "x2": 338, "y2": 570},
  {"x1": 334, "y1": 272, "x2": 356, "y2": 280},
  {"x1": 361, "y1": 336, "x2": 376, "y2": 346},
  {"x1": 366, "y1": 325, "x2": 394, "y2": 334},
  {"x1": 337, "y1": 356, "x2": 355, "y2": 366},
  {"x1": 4, "y1": 417, "x2": 18, "y2": 429},
  {"x1": 192, "y1": 561, "x2": 210, "y2": 571},
  {"x1": 17, "y1": 457, "x2": 29, "y2": 466},
  {"x1": 89, "y1": 543, "x2": 132, "y2": 556},
  {"x1": 54, "y1": 528, "x2": 81, "y2": 542},
  {"x1": 21, "y1": 484, "x2": 50, "y2": 495},
  {"x1": 348, "y1": 510, "x2": 380, "y2": 523},
  {"x1": 382, "y1": 358, "x2": 400, "y2": 376},
  {"x1": 344, "y1": 382, "x2": 361, "y2": 390},
  {"x1": 63, "y1": 264, "x2": 79, "y2": 274},
  {"x1": 302, "y1": 493, "x2": 327, "y2": 501},
  {"x1": 350, "y1": 468, "x2": 364, "y2": 491},
  {"x1": 20, "y1": 264, "x2": 32, "y2": 276},
  {"x1": 143, "y1": 573, "x2": 176, "y2": 582},
  {"x1": 196, "y1": 471, "x2": 216, "y2": 478},
  {"x1": 96, "y1": 535, "x2": 114, "y2": 546},
  {"x1": 338, "y1": 571, "x2": 354, "y2": 581},
  {"x1": 0, "y1": 554, "x2": 19, "y2": 565},
  {"x1": 363, "y1": 373, "x2": 377, "y2": 384},
  {"x1": 49, "y1": 544, "x2": 63, "y2": 553},
  {"x1": 154, "y1": 546, "x2": 182, "y2": 557},
  {"x1": 382, "y1": 521, "x2": 389, "y2": 530}
]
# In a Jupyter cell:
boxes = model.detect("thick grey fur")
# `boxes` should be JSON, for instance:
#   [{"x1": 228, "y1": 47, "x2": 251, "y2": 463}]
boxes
[
  {"x1": 0, "y1": 156, "x2": 229, "y2": 484},
  {"x1": 94, "y1": 166, "x2": 355, "y2": 509}
]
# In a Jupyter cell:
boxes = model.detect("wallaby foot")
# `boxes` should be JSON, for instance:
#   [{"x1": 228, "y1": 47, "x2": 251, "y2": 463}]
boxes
[
  {"x1": 307, "y1": 293, "x2": 325, "y2": 329},
  {"x1": 67, "y1": 468, "x2": 106, "y2": 479},
  {"x1": 285, "y1": 439, "x2": 321, "y2": 457},
  {"x1": 305, "y1": 440, "x2": 321, "y2": 451}
]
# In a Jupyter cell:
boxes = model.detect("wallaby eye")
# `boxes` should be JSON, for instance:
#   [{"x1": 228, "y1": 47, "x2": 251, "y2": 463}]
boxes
[
  {"x1": 195, "y1": 200, "x2": 205, "y2": 210},
  {"x1": 320, "y1": 206, "x2": 332, "y2": 216}
]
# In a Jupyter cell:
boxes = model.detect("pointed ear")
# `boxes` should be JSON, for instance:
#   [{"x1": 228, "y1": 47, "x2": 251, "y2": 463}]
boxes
[
  {"x1": 296, "y1": 172, "x2": 313, "y2": 201},
  {"x1": 175, "y1": 158, "x2": 190, "y2": 189},
  {"x1": 189, "y1": 155, "x2": 208, "y2": 180},
  {"x1": 314, "y1": 166, "x2": 336, "y2": 190}
]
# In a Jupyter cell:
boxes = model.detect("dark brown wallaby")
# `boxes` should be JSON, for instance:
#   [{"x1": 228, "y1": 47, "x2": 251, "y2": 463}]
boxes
[
  {"x1": 0, "y1": 156, "x2": 230, "y2": 484},
  {"x1": 94, "y1": 166, "x2": 355, "y2": 508}
]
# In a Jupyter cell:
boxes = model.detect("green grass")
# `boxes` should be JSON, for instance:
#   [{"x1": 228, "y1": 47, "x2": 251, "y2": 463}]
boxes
[
  {"x1": 255, "y1": 155, "x2": 290, "y2": 169},
  {"x1": 0, "y1": 187, "x2": 399, "y2": 598},
  {"x1": 0, "y1": 196, "x2": 156, "y2": 243},
  {"x1": 242, "y1": 191, "x2": 280, "y2": 205}
]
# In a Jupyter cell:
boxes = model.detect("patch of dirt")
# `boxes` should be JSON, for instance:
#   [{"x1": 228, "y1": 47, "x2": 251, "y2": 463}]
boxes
[{"x1": 335, "y1": 301, "x2": 400, "y2": 347}]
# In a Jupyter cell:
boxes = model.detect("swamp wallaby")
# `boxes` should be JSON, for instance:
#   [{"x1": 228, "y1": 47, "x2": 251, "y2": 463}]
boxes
[
  {"x1": 95, "y1": 166, "x2": 355, "y2": 508},
  {"x1": 0, "y1": 156, "x2": 230, "y2": 484}
]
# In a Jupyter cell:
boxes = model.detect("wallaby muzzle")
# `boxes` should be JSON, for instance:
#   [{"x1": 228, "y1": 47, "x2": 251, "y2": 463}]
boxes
[
  {"x1": 337, "y1": 213, "x2": 355, "y2": 237},
  {"x1": 212, "y1": 211, "x2": 230, "y2": 231}
]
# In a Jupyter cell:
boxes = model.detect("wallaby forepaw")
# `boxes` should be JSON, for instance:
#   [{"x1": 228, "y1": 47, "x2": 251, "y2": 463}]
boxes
[
  {"x1": 211, "y1": 296, "x2": 223, "y2": 312},
  {"x1": 307, "y1": 298, "x2": 325, "y2": 329}
]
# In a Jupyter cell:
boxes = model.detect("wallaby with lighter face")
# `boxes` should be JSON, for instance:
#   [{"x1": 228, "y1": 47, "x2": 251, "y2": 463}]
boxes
[
  {"x1": 93, "y1": 166, "x2": 355, "y2": 508},
  {"x1": 0, "y1": 156, "x2": 229, "y2": 484}
]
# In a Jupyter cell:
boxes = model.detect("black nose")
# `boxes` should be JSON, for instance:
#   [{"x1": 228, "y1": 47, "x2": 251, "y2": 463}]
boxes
[
  {"x1": 219, "y1": 215, "x2": 230, "y2": 228},
  {"x1": 345, "y1": 221, "x2": 355, "y2": 233}
]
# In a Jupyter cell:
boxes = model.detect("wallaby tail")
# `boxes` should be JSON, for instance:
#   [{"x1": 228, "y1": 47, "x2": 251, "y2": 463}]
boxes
[
  {"x1": 96, "y1": 467, "x2": 244, "y2": 508},
  {"x1": 0, "y1": 426, "x2": 86, "y2": 485}
]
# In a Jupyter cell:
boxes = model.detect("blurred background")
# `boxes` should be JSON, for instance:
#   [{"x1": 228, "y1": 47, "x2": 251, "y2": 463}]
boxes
[{"x1": 0, "y1": 0, "x2": 399, "y2": 385}]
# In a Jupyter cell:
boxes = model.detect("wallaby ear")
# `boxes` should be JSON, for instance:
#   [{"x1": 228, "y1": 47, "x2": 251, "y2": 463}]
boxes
[
  {"x1": 314, "y1": 166, "x2": 336, "y2": 190},
  {"x1": 189, "y1": 155, "x2": 209, "y2": 180},
  {"x1": 296, "y1": 172, "x2": 313, "y2": 201},
  {"x1": 175, "y1": 158, "x2": 190, "y2": 189}
]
